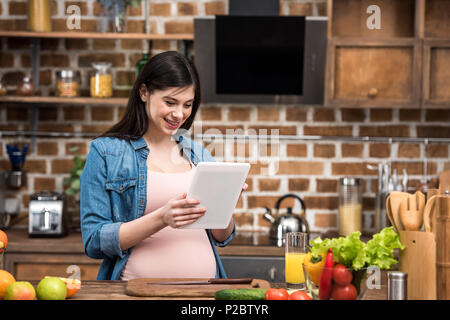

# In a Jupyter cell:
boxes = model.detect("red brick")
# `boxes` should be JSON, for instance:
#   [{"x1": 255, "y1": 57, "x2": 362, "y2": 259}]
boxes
[
  {"x1": 165, "y1": 21, "x2": 193, "y2": 34},
  {"x1": 316, "y1": 179, "x2": 338, "y2": 193},
  {"x1": 341, "y1": 109, "x2": 366, "y2": 122},
  {"x1": 332, "y1": 162, "x2": 377, "y2": 175},
  {"x1": 201, "y1": 125, "x2": 244, "y2": 135},
  {"x1": 65, "y1": 142, "x2": 87, "y2": 155},
  {"x1": 288, "y1": 178, "x2": 310, "y2": 191},
  {"x1": 51, "y1": 159, "x2": 74, "y2": 174},
  {"x1": 65, "y1": 1, "x2": 88, "y2": 15},
  {"x1": 9, "y1": 1, "x2": 27, "y2": 15},
  {"x1": 369, "y1": 143, "x2": 391, "y2": 158},
  {"x1": 277, "y1": 161, "x2": 323, "y2": 175},
  {"x1": 65, "y1": 39, "x2": 88, "y2": 50},
  {"x1": 91, "y1": 106, "x2": 114, "y2": 121},
  {"x1": 204, "y1": 1, "x2": 226, "y2": 15},
  {"x1": 258, "y1": 179, "x2": 281, "y2": 191},
  {"x1": 425, "y1": 109, "x2": 450, "y2": 122},
  {"x1": 92, "y1": 39, "x2": 116, "y2": 50},
  {"x1": 313, "y1": 109, "x2": 335, "y2": 122},
  {"x1": 121, "y1": 39, "x2": 144, "y2": 50},
  {"x1": 234, "y1": 213, "x2": 254, "y2": 227},
  {"x1": 115, "y1": 70, "x2": 135, "y2": 86},
  {"x1": 38, "y1": 106, "x2": 58, "y2": 121},
  {"x1": 417, "y1": 126, "x2": 450, "y2": 138},
  {"x1": 247, "y1": 196, "x2": 296, "y2": 209},
  {"x1": 0, "y1": 53, "x2": 13, "y2": 67},
  {"x1": 34, "y1": 177, "x2": 55, "y2": 191},
  {"x1": 63, "y1": 106, "x2": 85, "y2": 121},
  {"x1": 286, "y1": 144, "x2": 307, "y2": 157},
  {"x1": 228, "y1": 107, "x2": 251, "y2": 121},
  {"x1": 81, "y1": 124, "x2": 113, "y2": 134},
  {"x1": 289, "y1": 3, "x2": 312, "y2": 15},
  {"x1": 359, "y1": 126, "x2": 410, "y2": 137},
  {"x1": 341, "y1": 143, "x2": 364, "y2": 157},
  {"x1": 370, "y1": 109, "x2": 392, "y2": 122},
  {"x1": 399, "y1": 109, "x2": 421, "y2": 121},
  {"x1": 315, "y1": 213, "x2": 337, "y2": 228},
  {"x1": 304, "y1": 126, "x2": 353, "y2": 136},
  {"x1": 78, "y1": 53, "x2": 126, "y2": 67},
  {"x1": 398, "y1": 144, "x2": 420, "y2": 158},
  {"x1": 24, "y1": 160, "x2": 46, "y2": 174},
  {"x1": 248, "y1": 125, "x2": 297, "y2": 135},
  {"x1": 257, "y1": 107, "x2": 279, "y2": 121},
  {"x1": 6, "y1": 105, "x2": 28, "y2": 121},
  {"x1": 37, "y1": 142, "x2": 59, "y2": 156},
  {"x1": 200, "y1": 107, "x2": 222, "y2": 121},
  {"x1": 177, "y1": 2, "x2": 198, "y2": 16},
  {"x1": 426, "y1": 144, "x2": 448, "y2": 158},
  {"x1": 285, "y1": 107, "x2": 307, "y2": 122},
  {"x1": 305, "y1": 196, "x2": 339, "y2": 210},
  {"x1": 314, "y1": 144, "x2": 335, "y2": 158},
  {"x1": 150, "y1": 3, "x2": 172, "y2": 16},
  {"x1": 391, "y1": 162, "x2": 437, "y2": 175},
  {"x1": 126, "y1": 20, "x2": 145, "y2": 33}
]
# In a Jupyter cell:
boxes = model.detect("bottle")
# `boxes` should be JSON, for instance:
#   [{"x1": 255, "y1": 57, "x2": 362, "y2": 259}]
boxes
[
  {"x1": 90, "y1": 62, "x2": 112, "y2": 98},
  {"x1": 135, "y1": 51, "x2": 150, "y2": 79},
  {"x1": 338, "y1": 177, "x2": 363, "y2": 236},
  {"x1": 56, "y1": 70, "x2": 80, "y2": 97},
  {"x1": 28, "y1": 0, "x2": 52, "y2": 32},
  {"x1": 17, "y1": 75, "x2": 35, "y2": 96}
]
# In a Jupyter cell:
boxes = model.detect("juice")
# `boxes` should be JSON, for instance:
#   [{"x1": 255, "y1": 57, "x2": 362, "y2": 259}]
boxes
[{"x1": 285, "y1": 252, "x2": 306, "y2": 284}]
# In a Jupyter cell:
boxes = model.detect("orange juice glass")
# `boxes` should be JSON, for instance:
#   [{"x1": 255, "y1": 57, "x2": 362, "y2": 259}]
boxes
[{"x1": 285, "y1": 232, "x2": 308, "y2": 289}]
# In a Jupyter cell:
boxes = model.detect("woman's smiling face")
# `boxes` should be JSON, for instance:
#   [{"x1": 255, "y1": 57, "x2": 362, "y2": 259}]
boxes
[{"x1": 141, "y1": 85, "x2": 195, "y2": 136}]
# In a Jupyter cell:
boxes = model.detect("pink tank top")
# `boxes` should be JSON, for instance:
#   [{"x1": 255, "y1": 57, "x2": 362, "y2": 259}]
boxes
[{"x1": 120, "y1": 165, "x2": 217, "y2": 280}]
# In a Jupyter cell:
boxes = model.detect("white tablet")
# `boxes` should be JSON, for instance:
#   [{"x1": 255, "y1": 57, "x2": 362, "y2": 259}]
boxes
[{"x1": 181, "y1": 162, "x2": 250, "y2": 229}]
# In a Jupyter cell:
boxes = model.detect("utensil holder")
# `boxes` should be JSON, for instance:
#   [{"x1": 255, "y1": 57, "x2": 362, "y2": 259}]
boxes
[
  {"x1": 6, "y1": 170, "x2": 27, "y2": 189},
  {"x1": 398, "y1": 231, "x2": 436, "y2": 300}
]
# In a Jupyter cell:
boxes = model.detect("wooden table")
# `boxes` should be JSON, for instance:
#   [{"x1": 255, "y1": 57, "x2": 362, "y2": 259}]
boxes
[{"x1": 27, "y1": 280, "x2": 387, "y2": 300}]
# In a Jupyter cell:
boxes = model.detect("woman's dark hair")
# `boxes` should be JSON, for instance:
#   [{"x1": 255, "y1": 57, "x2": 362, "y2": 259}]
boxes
[{"x1": 98, "y1": 51, "x2": 201, "y2": 140}]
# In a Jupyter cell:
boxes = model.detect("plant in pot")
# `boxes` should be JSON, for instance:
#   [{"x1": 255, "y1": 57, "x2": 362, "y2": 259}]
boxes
[
  {"x1": 97, "y1": 0, "x2": 144, "y2": 33},
  {"x1": 63, "y1": 146, "x2": 86, "y2": 202}
]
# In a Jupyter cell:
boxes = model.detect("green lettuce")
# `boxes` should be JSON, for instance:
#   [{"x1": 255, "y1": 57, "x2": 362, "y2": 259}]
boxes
[{"x1": 309, "y1": 227, "x2": 405, "y2": 271}]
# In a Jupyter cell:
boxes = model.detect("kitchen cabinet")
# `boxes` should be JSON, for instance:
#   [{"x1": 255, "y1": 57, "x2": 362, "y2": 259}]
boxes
[
  {"x1": 1, "y1": 229, "x2": 286, "y2": 281},
  {"x1": 325, "y1": 0, "x2": 450, "y2": 108}
]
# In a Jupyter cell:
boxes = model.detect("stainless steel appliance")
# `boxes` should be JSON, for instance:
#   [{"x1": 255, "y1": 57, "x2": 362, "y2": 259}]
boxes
[
  {"x1": 28, "y1": 191, "x2": 68, "y2": 237},
  {"x1": 263, "y1": 193, "x2": 309, "y2": 246}
]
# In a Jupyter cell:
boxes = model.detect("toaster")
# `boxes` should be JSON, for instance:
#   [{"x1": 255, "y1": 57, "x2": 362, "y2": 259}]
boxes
[{"x1": 28, "y1": 191, "x2": 68, "y2": 237}]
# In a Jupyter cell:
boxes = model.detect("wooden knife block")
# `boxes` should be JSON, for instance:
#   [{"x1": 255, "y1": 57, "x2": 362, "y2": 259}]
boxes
[{"x1": 398, "y1": 231, "x2": 436, "y2": 300}]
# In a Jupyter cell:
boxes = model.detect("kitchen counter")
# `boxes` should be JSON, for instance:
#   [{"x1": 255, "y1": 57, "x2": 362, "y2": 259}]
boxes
[{"x1": 26, "y1": 280, "x2": 387, "y2": 300}]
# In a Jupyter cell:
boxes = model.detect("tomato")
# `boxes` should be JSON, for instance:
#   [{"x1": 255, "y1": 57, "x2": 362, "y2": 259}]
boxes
[
  {"x1": 265, "y1": 288, "x2": 289, "y2": 300},
  {"x1": 331, "y1": 283, "x2": 357, "y2": 300},
  {"x1": 332, "y1": 264, "x2": 353, "y2": 286},
  {"x1": 288, "y1": 290, "x2": 311, "y2": 300}
]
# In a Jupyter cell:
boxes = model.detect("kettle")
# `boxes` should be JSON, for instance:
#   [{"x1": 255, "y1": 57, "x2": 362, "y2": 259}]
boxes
[{"x1": 263, "y1": 193, "x2": 309, "y2": 246}]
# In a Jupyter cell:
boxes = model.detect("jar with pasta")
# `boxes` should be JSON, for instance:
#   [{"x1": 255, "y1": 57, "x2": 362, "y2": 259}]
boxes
[
  {"x1": 56, "y1": 70, "x2": 80, "y2": 97},
  {"x1": 90, "y1": 62, "x2": 112, "y2": 98}
]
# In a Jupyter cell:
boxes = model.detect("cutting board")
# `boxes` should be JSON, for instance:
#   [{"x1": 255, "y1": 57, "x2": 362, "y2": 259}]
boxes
[
  {"x1": 125, "y1": 278, "x2": 271, "y2": 297},
  {"x1": 399, "y1": 231, "x2": 436, "y2": 300}
]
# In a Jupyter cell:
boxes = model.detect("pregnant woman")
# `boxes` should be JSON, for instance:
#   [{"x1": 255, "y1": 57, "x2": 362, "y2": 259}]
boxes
[{"x1": 80, "y1": 51, "x2": 247, "y2": 280}]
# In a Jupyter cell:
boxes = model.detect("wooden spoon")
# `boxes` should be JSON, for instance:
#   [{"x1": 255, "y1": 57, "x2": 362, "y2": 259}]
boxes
[
  {"x1": 399, "y1": 191, "x2": 425, "y2": 231},
  {"x1": 423, "y1": 194, "x2": 437, "y2": 236},
  {"x1": 388, "y1": 191, "x2": 409, "y2": 232}
]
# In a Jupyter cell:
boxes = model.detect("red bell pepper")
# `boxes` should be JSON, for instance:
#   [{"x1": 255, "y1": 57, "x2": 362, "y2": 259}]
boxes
[{"x1": 319, "y1": 248, "x2": 333, "y2": 300}]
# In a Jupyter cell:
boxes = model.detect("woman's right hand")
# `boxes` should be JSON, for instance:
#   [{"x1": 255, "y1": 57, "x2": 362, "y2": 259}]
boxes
[{"x1": 160, "y1": 193, "x2": 206, "y2": 228}]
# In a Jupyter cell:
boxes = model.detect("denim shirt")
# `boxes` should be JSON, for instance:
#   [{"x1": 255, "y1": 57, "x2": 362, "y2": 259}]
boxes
[{"x1": 80, "y1": 132, "x2": 235, "y2": 280}]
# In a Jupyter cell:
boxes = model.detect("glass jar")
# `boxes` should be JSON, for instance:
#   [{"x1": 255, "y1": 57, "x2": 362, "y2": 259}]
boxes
[
  {"x1": 56, "y1": 70, "x2": 80, "y2": 97},
  {"x1": 338, "y1": 177, "x2": 363, "y2": 236},
  {"x1": 90, "y1": 62, "x2": 112, "y2": 98},
  {"x1": 17, "y1": 75, "x2": 35, "y2": 96},
  {"x1": 28, "y1": 0, "x2": 52, "y2": 32}
]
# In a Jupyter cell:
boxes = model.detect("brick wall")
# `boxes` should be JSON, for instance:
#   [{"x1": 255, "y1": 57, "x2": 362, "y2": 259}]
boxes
[{"x1": 0, "y1": 0, "x2": 449, "y2": 235}]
